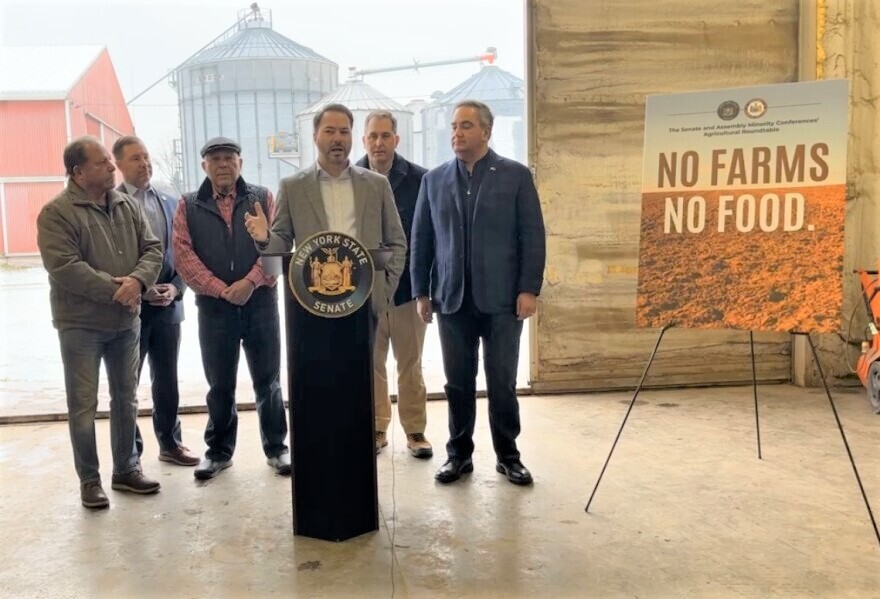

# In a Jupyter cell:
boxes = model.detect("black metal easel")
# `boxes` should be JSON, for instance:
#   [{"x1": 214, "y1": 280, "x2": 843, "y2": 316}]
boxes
[
  {"x1": 800, "y1": 332, "x2": 880, "y2": 548},
  {"x1": 584, "y1": 326, "x2": 879, "y2": 551}
]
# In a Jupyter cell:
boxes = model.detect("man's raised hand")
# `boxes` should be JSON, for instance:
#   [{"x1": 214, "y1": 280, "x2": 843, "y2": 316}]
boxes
[{"x1": 244, "y1": 202, "x2": 269, "y2": 243}]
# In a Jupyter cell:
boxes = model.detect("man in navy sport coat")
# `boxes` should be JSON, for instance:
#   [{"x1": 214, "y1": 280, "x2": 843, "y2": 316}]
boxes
[{"x1": 410, "y1": 100, "x2": 546, "y2": 486}]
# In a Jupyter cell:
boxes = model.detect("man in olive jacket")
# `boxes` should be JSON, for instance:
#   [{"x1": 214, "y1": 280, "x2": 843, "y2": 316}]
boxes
[{"x1": 37, "y1": 136, "x2": 163, "y2": 509}]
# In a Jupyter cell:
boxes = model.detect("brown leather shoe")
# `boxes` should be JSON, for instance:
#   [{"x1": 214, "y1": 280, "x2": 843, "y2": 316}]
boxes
[
  {"x1": 158, "y1": 446, "x2": 200, "y2": 466},
  {"x1": 406, "y1": 433, "x2": 433, "y2": 459},
  {"x1": 375, "y1": 431, "x2": 388, "y2": 454},
  {"x1": 111, "y1": 470, "x2": 161, "y2": 494},
  {"x1": 80, "y1": 481, "x2": 109, "y2": 509}
]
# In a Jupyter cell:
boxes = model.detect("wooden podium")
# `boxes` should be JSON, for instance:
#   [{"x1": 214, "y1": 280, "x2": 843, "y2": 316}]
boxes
[{"x1": 269, "y1": 240, "x2": 390, "y2": 542}]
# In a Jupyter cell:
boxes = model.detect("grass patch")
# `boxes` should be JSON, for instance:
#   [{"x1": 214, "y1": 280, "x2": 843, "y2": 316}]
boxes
[
  {"x1": 0, "y1": 262, "x2": 28, "y2": 272},
  {"x1": 0, "y1": 259, "x2": 41, "y2": 271}
]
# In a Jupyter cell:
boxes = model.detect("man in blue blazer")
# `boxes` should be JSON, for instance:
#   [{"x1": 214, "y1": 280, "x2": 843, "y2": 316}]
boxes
[
  {"x1": 113, "y1": 136, "x2": 198, "y2": 467},
  {"x1": 410, "y1": 100, "x2": 546, "y2": 485}
]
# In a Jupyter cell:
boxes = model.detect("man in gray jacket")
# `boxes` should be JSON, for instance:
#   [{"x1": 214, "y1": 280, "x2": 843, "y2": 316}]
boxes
[
  {"x1": 244, "y1": 103, "x2": 407, "y2": 317},
  {"x1": 37, "y1": 136, "x2": 164, "y2": 509}
]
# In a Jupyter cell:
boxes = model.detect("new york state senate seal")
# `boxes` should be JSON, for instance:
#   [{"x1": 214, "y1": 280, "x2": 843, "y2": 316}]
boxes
[{"x1": 288, "y1": 231, "x2": 374, "y2": 318}]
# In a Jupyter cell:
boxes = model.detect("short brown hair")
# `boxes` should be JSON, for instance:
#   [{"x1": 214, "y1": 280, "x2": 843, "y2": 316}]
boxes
[
  {"x1": 313, "y1": 103, "x2": 354, "y2": 129},
  {"x1": 111, "y1": 135, "x2": 145, "y2": 160},
  {"x1": 364, "y1": 110, "x2": 397, "y2": 133}
]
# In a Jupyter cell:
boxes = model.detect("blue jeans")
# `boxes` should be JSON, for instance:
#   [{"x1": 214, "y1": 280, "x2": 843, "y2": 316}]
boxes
[
  {"x1": 58, "y1": 327, "x2": 141, "y2": 483},
  {"x1": 196, "y1": 287, "x2": 288, "y2": 461}
]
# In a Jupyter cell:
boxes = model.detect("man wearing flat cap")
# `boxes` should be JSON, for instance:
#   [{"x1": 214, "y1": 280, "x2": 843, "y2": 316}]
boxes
[{"x1": 172, "y1": 136, "x2": 290, "y2": 480}]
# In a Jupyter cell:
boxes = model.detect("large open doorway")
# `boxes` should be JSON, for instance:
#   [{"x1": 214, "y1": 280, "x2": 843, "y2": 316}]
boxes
[{"x1": 0, "y1": 1, "x2": 530, "y2": 419}]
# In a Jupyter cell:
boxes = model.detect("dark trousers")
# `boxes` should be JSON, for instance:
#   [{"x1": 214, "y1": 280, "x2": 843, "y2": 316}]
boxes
[
  {"x1": 197, "y1": 288, "x2": 288, "y2": 461},
  {"x1": 437, "y1": 304, "x2": 524, "y2": 461},
  {"x1": 135, "y1": 316, "x2": 183, "y2": 454}
]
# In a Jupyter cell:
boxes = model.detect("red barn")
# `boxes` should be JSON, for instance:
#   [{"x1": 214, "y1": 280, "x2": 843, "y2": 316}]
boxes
[{"x1": 0, "y1": 45, "x2": 134, "y2": 256}]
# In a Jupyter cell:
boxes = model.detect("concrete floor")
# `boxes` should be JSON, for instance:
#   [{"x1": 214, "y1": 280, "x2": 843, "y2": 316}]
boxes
[{"x1": 1, "y1": 385, "x2": 879, "y2": 598}]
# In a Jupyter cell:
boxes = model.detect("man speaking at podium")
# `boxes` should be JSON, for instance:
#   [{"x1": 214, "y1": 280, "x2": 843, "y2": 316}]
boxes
[
  {"x1": 244, "y1": 103, "x2": 407, "y2": 317},
  {"x1": 246, "y1": 103, "x2": 406, "y2": 541}
]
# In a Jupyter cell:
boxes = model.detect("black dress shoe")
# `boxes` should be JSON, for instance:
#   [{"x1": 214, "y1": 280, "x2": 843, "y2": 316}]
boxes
[
  {"x1": 435, "y1": 457, "x2": 473, "y2": 483},
  {"x1": 194, "y1": 458, "x2": 232, "y2": 480},
  {"x1": 496, "y1": 459, "x2": 533, "y2": 485}
]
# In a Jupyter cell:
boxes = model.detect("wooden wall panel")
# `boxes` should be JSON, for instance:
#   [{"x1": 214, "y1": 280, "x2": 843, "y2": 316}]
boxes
[{"x1": 530, "y1": 0, "x2": 799, "y2": 391}]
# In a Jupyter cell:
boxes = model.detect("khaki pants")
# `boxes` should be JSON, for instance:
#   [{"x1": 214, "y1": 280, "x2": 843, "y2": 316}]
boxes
[{"x1": 373, "y1": 300, "x2": 428, "y2": 434}]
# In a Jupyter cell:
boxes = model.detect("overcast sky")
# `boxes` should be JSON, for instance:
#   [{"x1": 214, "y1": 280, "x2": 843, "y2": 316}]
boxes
[{"x1": 0, "y1": 0, "x2": 525, "y2": 165}]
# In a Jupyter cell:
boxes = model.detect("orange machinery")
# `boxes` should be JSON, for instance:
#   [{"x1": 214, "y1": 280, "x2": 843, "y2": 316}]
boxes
[{"x1": 855, "y1": 268, "x2": 880, "y2": 413}]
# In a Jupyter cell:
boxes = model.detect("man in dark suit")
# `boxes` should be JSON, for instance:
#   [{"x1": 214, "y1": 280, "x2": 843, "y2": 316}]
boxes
[
  {"x1": 411, "y1": 100, "x2": 546, "y2": 485},
  {"x1": 112, "y1": 136, "x2": 199, "y2": 467}
]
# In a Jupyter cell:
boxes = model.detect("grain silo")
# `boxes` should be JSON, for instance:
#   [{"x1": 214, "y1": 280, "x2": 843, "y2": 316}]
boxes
[
  {"x1": 421, "y1": 65, "x2": 525, "y2": 169},
  {"x1": 170, "y1": 5, "x2": 338, "y2": 192},
  {"x1": 404, "y1": 99, "x2": 427, "y2": 166},
  {"x1": 296, "y1": 77, "x2": 413, "y2": 168}
]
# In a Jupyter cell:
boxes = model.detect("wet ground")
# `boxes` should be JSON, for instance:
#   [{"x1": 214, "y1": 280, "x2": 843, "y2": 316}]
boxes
[{"x1": 0, "y1": 260, "x2": 528, "y2": 419}]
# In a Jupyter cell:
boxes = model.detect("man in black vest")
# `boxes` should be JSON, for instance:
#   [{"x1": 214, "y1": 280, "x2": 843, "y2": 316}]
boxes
[{"x1": 172, "y1": 137, "x2": 290, "y2": 480}]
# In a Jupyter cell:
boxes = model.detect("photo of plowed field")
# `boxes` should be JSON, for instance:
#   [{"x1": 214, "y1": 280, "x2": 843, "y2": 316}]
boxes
[{"x1": 635, "y1": 185, "x2": 845, "y2": 333}]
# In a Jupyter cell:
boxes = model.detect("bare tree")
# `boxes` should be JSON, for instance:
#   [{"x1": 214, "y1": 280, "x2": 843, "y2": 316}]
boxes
[{"x1": 150, "y1": 137, "x2": 184, "y2": 196}]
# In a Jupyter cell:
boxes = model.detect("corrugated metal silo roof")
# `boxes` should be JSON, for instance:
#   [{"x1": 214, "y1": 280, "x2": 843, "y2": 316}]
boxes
[
  {"x1": 300, "y1": 80, "x2": 407, "y2": 115},
  {"x1": 432, "y1": 65, "x2": 524, "y2": 106},
  {"x1": 180, "y1": 23, "x2": 336, "y2": 67}
]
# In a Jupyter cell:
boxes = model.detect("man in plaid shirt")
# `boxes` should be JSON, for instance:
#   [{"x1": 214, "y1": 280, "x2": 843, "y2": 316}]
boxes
[{"x1": 172, "y1": 137, "x2": 290, "y2": 480}]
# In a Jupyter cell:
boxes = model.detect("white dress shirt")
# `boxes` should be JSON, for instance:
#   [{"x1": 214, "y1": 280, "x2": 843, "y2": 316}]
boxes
[{"x1": 316, "y1": 163, "x2": 357, "y2": 237}]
